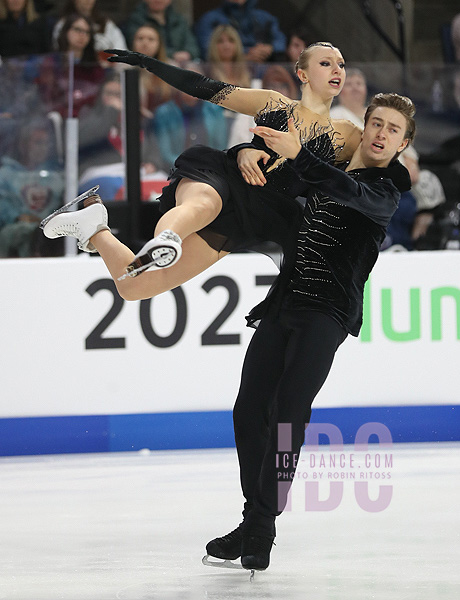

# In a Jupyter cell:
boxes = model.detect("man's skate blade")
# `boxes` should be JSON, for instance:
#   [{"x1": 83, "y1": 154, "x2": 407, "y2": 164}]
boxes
[
  {"x1": 202, "y1": 555, "x2": 243, "y2": 570},
  {"x1": 40, "y1": 186, "x2": 100, "y2": 230}
]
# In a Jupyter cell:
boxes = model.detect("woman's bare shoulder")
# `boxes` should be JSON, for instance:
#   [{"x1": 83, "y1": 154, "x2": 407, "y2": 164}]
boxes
[{"x1": 330, "y1": 118, "x2": 363, "y2": 136}]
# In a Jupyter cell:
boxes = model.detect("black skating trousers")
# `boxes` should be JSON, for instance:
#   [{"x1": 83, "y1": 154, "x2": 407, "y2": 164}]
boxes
[{"x1": 233, "y1": 308, "x2": 347, "y2": 519}]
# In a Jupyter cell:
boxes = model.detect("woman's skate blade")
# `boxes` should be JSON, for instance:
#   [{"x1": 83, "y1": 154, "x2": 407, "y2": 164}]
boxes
[
  {"x1": 117, "y1": 261, "x2": 160, "y2": 281},
  {"x1": 40, "y1": 186, "x2": 100, "y2": 229},
  {"x1": 117, "y1": 246, "x2": 178, "y2": 281}
]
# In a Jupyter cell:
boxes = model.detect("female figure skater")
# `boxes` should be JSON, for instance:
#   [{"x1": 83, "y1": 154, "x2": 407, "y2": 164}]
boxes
[{"x1": 41, "y1": 43, "x2": 362, "y2": 301}]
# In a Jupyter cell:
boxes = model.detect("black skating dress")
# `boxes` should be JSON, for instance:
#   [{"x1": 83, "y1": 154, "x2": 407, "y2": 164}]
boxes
[
  {"x1": 157, "y1": 99, "x2": 351, "y2": 256},
  {"x1": 103, "y1": 52, "x2": 359, "y2": 257}
]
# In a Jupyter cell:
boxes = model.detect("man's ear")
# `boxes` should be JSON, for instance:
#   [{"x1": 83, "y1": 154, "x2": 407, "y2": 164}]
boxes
[{"x1": 398, "y1": 138, "x2": 409, "y2": 154}]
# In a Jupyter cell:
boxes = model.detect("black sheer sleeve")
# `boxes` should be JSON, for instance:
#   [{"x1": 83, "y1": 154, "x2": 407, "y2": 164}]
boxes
[{"x1": 106, "y1": 49, "x2": 236, "y2": 104}]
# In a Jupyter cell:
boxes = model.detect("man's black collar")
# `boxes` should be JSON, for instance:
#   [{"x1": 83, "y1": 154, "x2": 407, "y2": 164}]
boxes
[{"x1": 339, "y1": 159, "x2": 411, "y2": 193}]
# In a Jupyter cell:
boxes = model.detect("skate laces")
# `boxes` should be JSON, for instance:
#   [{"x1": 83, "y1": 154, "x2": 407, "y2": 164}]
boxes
[
  {"x1": 156, "y1": 229, "x2": 182, "y2": 245},
  {"x1": 49, "y1": 223, "x2": 82, "y2": 238},
  {"x1": 219, "y1": 525, "x2": 243, "y2": 544}
]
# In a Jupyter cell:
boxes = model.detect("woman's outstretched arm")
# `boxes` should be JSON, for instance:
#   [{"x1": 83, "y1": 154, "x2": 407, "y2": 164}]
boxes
[{"x1": 105, "y1": 49, "x2": 275, "y2": 116}]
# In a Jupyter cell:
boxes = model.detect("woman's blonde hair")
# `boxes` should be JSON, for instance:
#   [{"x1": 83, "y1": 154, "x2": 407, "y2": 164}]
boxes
[
  {"x1": 207, "y1": 24, "x2": 251, "y2": 88},
  {"x1": 133, "y1": 24, "x2": 172, "y2": 105},
  {"x1": 0, "y1": 0, "x2": 37, "y2": 21},
  {"x1": 295, "y1": 41, "x2": 340, "y2": 75}
]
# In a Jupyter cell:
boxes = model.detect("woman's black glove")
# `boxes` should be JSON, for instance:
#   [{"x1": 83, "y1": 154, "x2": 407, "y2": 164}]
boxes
[
  {"x1": 105, "y1": 49, "x2": 148, "y2": 67},
  {"x1": 105, "y1": 49, "x2": 233, "y2": 102}
]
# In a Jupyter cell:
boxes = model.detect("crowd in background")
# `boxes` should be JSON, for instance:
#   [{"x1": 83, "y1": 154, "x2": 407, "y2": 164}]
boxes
[{"x1": 0, "y1": 0, "x2": 459, "y2": 257}]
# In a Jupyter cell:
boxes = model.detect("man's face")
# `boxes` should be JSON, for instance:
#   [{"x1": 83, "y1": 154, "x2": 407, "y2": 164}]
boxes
[{"x1": 361, "y1": 106, "x2": 408, "y2": 167}]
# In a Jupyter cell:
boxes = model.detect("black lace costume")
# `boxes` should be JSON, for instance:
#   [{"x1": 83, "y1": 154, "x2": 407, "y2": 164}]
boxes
[{"x1": 158, "y1": 98, "x2": 345, "y2": 254}]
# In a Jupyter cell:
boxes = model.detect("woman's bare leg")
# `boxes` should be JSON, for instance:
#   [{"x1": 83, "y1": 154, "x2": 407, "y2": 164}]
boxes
[
  {"x1": 153, "y1": 178, "x2": 223, "y2": 239},
  {"x1": 92, "y1": 230, "x2": 229, "y2": 301},
  {"x1": 88, "y1": 177, "x2": 228, "y2": 300}
]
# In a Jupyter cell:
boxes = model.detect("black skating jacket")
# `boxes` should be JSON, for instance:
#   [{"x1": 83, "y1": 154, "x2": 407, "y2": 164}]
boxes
[{"x1": 247, "y1": 145, "x2": 411, "y2": 336}]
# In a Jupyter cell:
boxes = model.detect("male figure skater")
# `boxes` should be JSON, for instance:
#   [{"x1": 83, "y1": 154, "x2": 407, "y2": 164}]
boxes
[{"x1": 206, "y1": 93, "x2": 416, "y2": 571}]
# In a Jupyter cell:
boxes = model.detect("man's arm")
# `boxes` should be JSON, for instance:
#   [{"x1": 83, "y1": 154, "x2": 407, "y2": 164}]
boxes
[
  {"x1": 288, "y1": 145, "x2": 399, "y2": 226},
  {"x1": 250, "y1": 118, "x2": 400, "y2": 226}
]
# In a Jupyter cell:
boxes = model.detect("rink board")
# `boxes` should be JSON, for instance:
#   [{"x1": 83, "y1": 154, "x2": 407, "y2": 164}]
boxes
[{"x1": 1, "y1": 252, "x2": 459, "y2": 455}]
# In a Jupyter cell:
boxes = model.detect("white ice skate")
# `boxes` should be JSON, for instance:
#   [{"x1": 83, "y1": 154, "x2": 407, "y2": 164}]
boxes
[
  {"x1": 202, "y1": 555, "x2": 255, "y2": 581},
  {"x1": 117, "y1": 230, "x2": 182, "y2": 281},
  {"x1": 40, "y1": 186, "x2": 109, "y2": 253}
]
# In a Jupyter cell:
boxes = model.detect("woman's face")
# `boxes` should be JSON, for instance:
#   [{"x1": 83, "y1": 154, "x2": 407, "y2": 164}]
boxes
[
  {"x1": 287, "y1": 35, "x2": 306, "y2": 63},
  {"x1": 339, "y1": 73, "x2": 367, "y2": 107},
  {"x1": 74, "y1": 0, "x2": 96, "y2": 17},
  {"x1": 6, "y1": 0, "x2": 27, "y2": 14},
  {"x1": 301, "y1": 46, "x2": 346, "y2": 99},
  {"x1": 67, "y1": 18, "x2": 92, "y2": 52},
  {"x1": 101, "y1": 80, "x2": 122, "y2": 108},
  {"x1": 24, "y1": 129, "x2": 52, "y2": 168},
  {"x1": 216, "y1": 32, "x2": 237, "y2": 61},
  {"x1": 145, "y1": 0, "x2": 171, "y2": 12},
  {"x1": 133, "y1": 26, "x2": 160, "y2": 57}
]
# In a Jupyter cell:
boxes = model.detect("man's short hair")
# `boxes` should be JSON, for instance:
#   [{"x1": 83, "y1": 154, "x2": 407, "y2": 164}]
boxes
[{"x1": 364, "y1": 93, "x2": 416, "y2": 145}]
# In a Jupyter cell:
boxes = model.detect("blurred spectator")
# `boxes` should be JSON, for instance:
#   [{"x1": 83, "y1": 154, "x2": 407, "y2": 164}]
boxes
[
  {"x1": 78, "y1": 74, "x2": 167, "y2": 200},
  {"x1": 56, "y1": 13, "x2": 99, "y2": 63},
  {"x1": 131, "y1": 23, "x2": 173, "y2": 116},
  {"x1": 195, "y1": 0, "x2": 286, "y2": 63},
  {"x1": 207, "y1": 24, "x2": 252, "y2": 87},
  {"x1": 419, "y1": 69, "x2": 460, "y2": 239},
  {"x1": 0, "y1": 56, "x2": 43, "y2": 157},
  {"x1": 124, "y1": 0, "x2": 199, "y2": 63},
  {"x1": 152, "y1": 62, "x2": 228, "y2": 169},
  {"x1": 52, "y1": 0, "x2": 127, "y2": 55},
  {"x1": 206, "y1": 24, "x2": 252, "y2": 150},
  {"x1": 423, "y1": 70, "x2": 460, "y2": 165},
  {"x1": 383, "y1": 146, "x2": 447, "y2": 251},
  {"x1": 452, "y1": 13, "x2": 460, "y2": 62},
  {"x1": 261, "y1": 63, "x2": 298, "y2": 98},
  {"x1": 0, "y1": 116, "x2": 64, "y2": 257},
  {"x1": 281, "y1": 27, "x2": 310, "y2": 98},
  {"x1": 36, "y1": 14, "x2": 105, "y2": 118},
  {"x1": 330, "y1": 67, "x2": 367, "y2": 128},
  {"x1": 0, "y1": 0, "x2": 50, "y2": 57},
  {"x1": 284, "y1": 27, "x2": 309, "y2": 64}
]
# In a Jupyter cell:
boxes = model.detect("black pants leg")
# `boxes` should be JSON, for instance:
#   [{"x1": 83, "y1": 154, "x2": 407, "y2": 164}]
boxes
[
  {"x1": 233, "y1": 309, "x2": 347, "y2": 521},
  {"x1": 233, "y1": 316, "x2": 289, "y2": 518}
]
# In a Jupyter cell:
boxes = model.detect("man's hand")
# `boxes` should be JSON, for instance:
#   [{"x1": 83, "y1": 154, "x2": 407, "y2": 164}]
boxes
[
  {"x1": 250, "y1": 118, "x2": 301, "y2": 160},
  {"x1": 237, "y1": 148, "x2": 270, "y2": 186}
]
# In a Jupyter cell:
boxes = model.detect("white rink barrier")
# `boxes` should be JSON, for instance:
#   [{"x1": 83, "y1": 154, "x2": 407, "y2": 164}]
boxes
[{"x1": 0, "y1": 251, "x2": 459, "y2": 455}]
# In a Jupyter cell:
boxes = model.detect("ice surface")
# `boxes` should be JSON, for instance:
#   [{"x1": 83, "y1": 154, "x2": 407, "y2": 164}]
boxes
[{"x1": 0, "y1": 443, "x2": 459, "y2": 600}]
